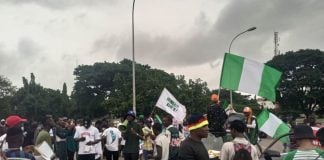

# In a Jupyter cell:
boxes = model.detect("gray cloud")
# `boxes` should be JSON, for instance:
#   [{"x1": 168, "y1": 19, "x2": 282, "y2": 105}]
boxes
[
  {"x1": 113, "y1": 0, "x2": 324, "y2": 67},
  {"x1": 90, "y1": 34, "x2": 120, "y2": 55},
  {"x1": 0, "y1": 38, "x2": 45, "y2": 86},
  {"x1": 0, "y1": 0, "x2": 119, "y2": 10}
]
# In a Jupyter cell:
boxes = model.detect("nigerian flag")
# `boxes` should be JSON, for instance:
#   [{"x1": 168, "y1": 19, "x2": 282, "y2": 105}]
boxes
[
  {"x1": 257, "y1": 109, "x2": 290, "y2": 142},
  {"x1": 220, "y1": 53, "x2": 282, "y2": 101}
]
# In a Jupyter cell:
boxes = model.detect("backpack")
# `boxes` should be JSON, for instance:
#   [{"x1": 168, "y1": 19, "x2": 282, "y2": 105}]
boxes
[{"x1": 233, "y1": 143, "x2": 252, "y2": 160}]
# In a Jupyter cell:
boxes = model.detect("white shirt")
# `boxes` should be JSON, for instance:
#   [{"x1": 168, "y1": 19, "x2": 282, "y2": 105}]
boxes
[
  {"x1": 74, "y1": 125, "x2": 100, "y2": 155},
  {"x1": 102, "y1": 127, "x2": 121, "y2": 151},
  {"x1": 154, "y1": 133, "x2": 170, "y2": 160},
  {"x1": 0, "y1": 134, "x2": 7, "y2": 151}
]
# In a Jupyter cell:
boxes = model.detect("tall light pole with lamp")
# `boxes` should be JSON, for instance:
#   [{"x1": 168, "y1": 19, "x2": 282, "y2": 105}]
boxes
[
  {"x1": 228, "y1": 27, "x2": 257, "y2": 106},
  {"x1": 132, "y1": 0, "x2": 136, "y2": 114}
]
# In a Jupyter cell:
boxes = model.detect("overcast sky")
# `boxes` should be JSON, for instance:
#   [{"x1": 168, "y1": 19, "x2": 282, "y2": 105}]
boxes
[{"x1": 1, "y1": 0, "x2": 324, "y2": 93}]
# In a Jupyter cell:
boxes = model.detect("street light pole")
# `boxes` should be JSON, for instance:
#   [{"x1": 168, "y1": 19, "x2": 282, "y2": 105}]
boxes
[
  {"x1": 228, "y1": 26, "x2": 256, "y2": 106},
  {"x1": 132, "y1": 0, "x2": 136, "y2": 114}
]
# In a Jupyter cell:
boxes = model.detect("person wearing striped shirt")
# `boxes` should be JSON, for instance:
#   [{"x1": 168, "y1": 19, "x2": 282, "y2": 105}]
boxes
[{"x1": 283, "y1": 124, "x2": 324, "y2": 160}]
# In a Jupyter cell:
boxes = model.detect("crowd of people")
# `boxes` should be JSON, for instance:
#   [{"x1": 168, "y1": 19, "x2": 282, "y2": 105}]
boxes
[{"x1": 0, "y1": 93, "x2": 324, "y2": 160}]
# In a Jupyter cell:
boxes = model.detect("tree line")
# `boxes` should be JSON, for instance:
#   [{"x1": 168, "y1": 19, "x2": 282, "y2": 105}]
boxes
[{"x1": 0, "y1": 49, "x2": 323, "y2": 120}]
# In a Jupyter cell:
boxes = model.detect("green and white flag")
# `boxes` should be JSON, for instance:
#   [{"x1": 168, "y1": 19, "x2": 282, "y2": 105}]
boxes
[
  {"x1": 220, "y1": 53, "x2": 282, "y2": 101},
  {"x1": 257, "y1": 109, "x2": 290, "y2": 142}
]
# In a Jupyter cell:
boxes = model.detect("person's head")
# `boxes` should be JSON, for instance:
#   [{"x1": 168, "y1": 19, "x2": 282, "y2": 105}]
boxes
[
  {"x1": 308, "y1": 115, "x2": 316, "y2": 126},
  {"x1": 95, "y1": 120, "x2": 102, "y2": 129},
  {"x1": 243, "y1": 107, "x2": 252, "y2": 117},
  {"x1": 163, "y1": 115, "x2": 173, "y2": 128},
  {"x1": 210, "y1": 94, "x2": 219, "y2": 103},
  {"x1": 39, "y1": 116, "x2": 51, "y2": 130},
  {"x1": 152, "y1": 123, "x2": 163, "y2": 135},
  {"x1": 145, "y1": 118, "x2": 153, "y2": 128},
  {"x1": 316, "y1": 127, "x2": 324, "y2": 148},
  {"x1": 229, "y1": 120, "x2": 246, "y2": 138},
  {"x1": 57, "y1": 117, "x2": 67, "y2": 128},
  {"x1": 187, "y1": 114, "x2": 209, "y2": 139},
  {"x1": 293, "y1": 124, "x2": 315, "y2": 146},
  {"x1": 5, "y1": 115, "x2": 27, "y2": 129},
  {"x1": 6, "y1": 127, "x2": 24, "y2": 148},
  {"x1": 83, "y1": 118, "x2": 92, "y2": 129},
  {"x1": 108, "y1": 121, "x2": 115, "y2": 128},
  {"x1": 126, "y1": 110, "x2": 136, "y2": 122}
]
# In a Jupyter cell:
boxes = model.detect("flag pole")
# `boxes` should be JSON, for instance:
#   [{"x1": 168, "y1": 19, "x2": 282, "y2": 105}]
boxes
[
  {"x1": 228, "y1": 27, "x2": 257, "y2": 107},
  {"x1": 150, "y1": 106, "x2": 156, "y2": 117}
]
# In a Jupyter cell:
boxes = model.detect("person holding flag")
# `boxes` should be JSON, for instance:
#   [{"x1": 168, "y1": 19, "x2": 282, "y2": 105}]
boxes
[{"x1": 207, "y1": 93, "x2": 227, "y2": 138}]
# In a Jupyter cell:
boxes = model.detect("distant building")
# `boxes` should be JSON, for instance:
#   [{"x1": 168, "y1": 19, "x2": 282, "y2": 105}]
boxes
[{"x1": 256, "y1": 98, "x2": 277, "y2": 109}]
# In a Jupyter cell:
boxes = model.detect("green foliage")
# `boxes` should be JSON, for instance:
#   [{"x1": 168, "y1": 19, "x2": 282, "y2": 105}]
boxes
[
  {"x1": 1, "y1": 59, "x2": 264, "y2": 120},
  {"x1": 72, "y1": 59, "x2": 258, "y2": 118},
  {"x1": 267, "y1": 49, "x2": 324, "y2": 116},
  {"x1": 12, "y1": 73, "x2": 73, "y2": 120},
  {"x1": 0, "y1": 75, "x2": 16, "y2": 118}
]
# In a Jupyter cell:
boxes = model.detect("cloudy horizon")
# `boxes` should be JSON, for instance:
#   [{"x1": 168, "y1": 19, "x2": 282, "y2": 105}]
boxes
[{"x1": 1, "y1": 0, "x2": 324, "y2": 93}]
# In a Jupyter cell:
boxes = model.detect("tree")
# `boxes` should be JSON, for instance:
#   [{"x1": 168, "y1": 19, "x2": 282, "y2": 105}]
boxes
[
  {"x1": 0, "y1": 75, "x2": 16, "y2": 117},
  {"x1": 72, "y1": 59, "x2": 183, "y2": 118},
  {"x1": 12, "y1": 73, "x2": 73, "y2": 120},
  {"x1": 72, "y1": 59, "x2": 259, "y2": 118},
  {"x1": 267, "y1": 49, "x2": 324, "y2": 117}
]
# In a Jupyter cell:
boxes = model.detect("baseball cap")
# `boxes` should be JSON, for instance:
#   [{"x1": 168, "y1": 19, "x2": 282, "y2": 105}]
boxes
[{"x1": 5, "y1": 115, "x2": 27, "y2": 128}]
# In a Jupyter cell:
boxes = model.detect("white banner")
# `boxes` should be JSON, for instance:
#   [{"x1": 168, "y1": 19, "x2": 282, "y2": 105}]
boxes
[{"x1": 155, "y1": 88, "x2": 186, "y2": 122}]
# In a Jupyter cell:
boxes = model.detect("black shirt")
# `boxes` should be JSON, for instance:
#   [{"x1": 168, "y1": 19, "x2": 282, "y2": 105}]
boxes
[
  {"x1": 207, "y1": 103, "x2": 227, "y2": 137},
  {"x1": 179, "y1": 137, "x2": 209, "y2": 160}
]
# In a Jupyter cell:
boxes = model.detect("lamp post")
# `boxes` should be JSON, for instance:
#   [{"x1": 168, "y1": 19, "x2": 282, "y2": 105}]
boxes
[
  {"x1": 228, "y1": 27, "x2": 257, "y2": 106},
  {"x1": 132, "y1": 0, "x2": 136, "y2": 114}
]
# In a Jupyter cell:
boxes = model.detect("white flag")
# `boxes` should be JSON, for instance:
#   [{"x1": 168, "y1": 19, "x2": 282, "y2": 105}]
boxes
[{"x1": 155, "y1": 88, "x2": 186, "y2": 122}]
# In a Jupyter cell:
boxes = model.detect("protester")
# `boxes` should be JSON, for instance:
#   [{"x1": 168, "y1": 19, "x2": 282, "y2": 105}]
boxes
[
  {"x1": 35, "y1": 115, "x2": 55, "y2": 146},
  {"x1": 102, "y1": 121, "x2": 122, "y2": 160},
  {"x1": 283, "y1": 124, "x2": 324, "y2": 160},
  {"x1": 207, "y1": 94, "x2": 227, "y2": 138},
  {"x1": 308, "y1": 115, "x2": 322, "y2": 147},
  {"x1": 179, "y1": 114, "x2": 209, "y2": 160},
  {"x1": 163, "y1": 114, "x2": 183, "y2": 160},
  {"x1": 22, "y1": 121, "x2": 38, "y2": 154},
  {"x1": 4, "y1": 127, "x2": 36, "y2": 160},
  {"x1": 1, "y1": 115, "x2": 28, "y2": 151},
  {"x1": 66, "y1": 119, "x2": 78, "y2": 160},
  {"x1": 142, "y1": 118, "x2": 154, "y2": 160},
  {"x1": 316, "y1": 127, "x2": 324, "y2": 150},
  {"x1": 54, "y1": 117, "x2": 69, "y2": 160},
  {"x1": 243, "y1": 107, "x2": 259, "y2": 145},
  {"x1": 150, "y1": 123, "x2": 169, "y2": 160},
  {"x1": 94, "y1": 120, "x2": 103, "y2": 160},
  {"x1": 35, "y1": 115, "x2": 56, "y2": 160},
  {"x1": 220, "y1": 120, "x2": 259, "y2": 160},
  {"x1": 122, "y1": 110, "x2": 143, "y2": 160},
  {"x1": 74, "y1": 118, "x2": 101, "y2": 160}
]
